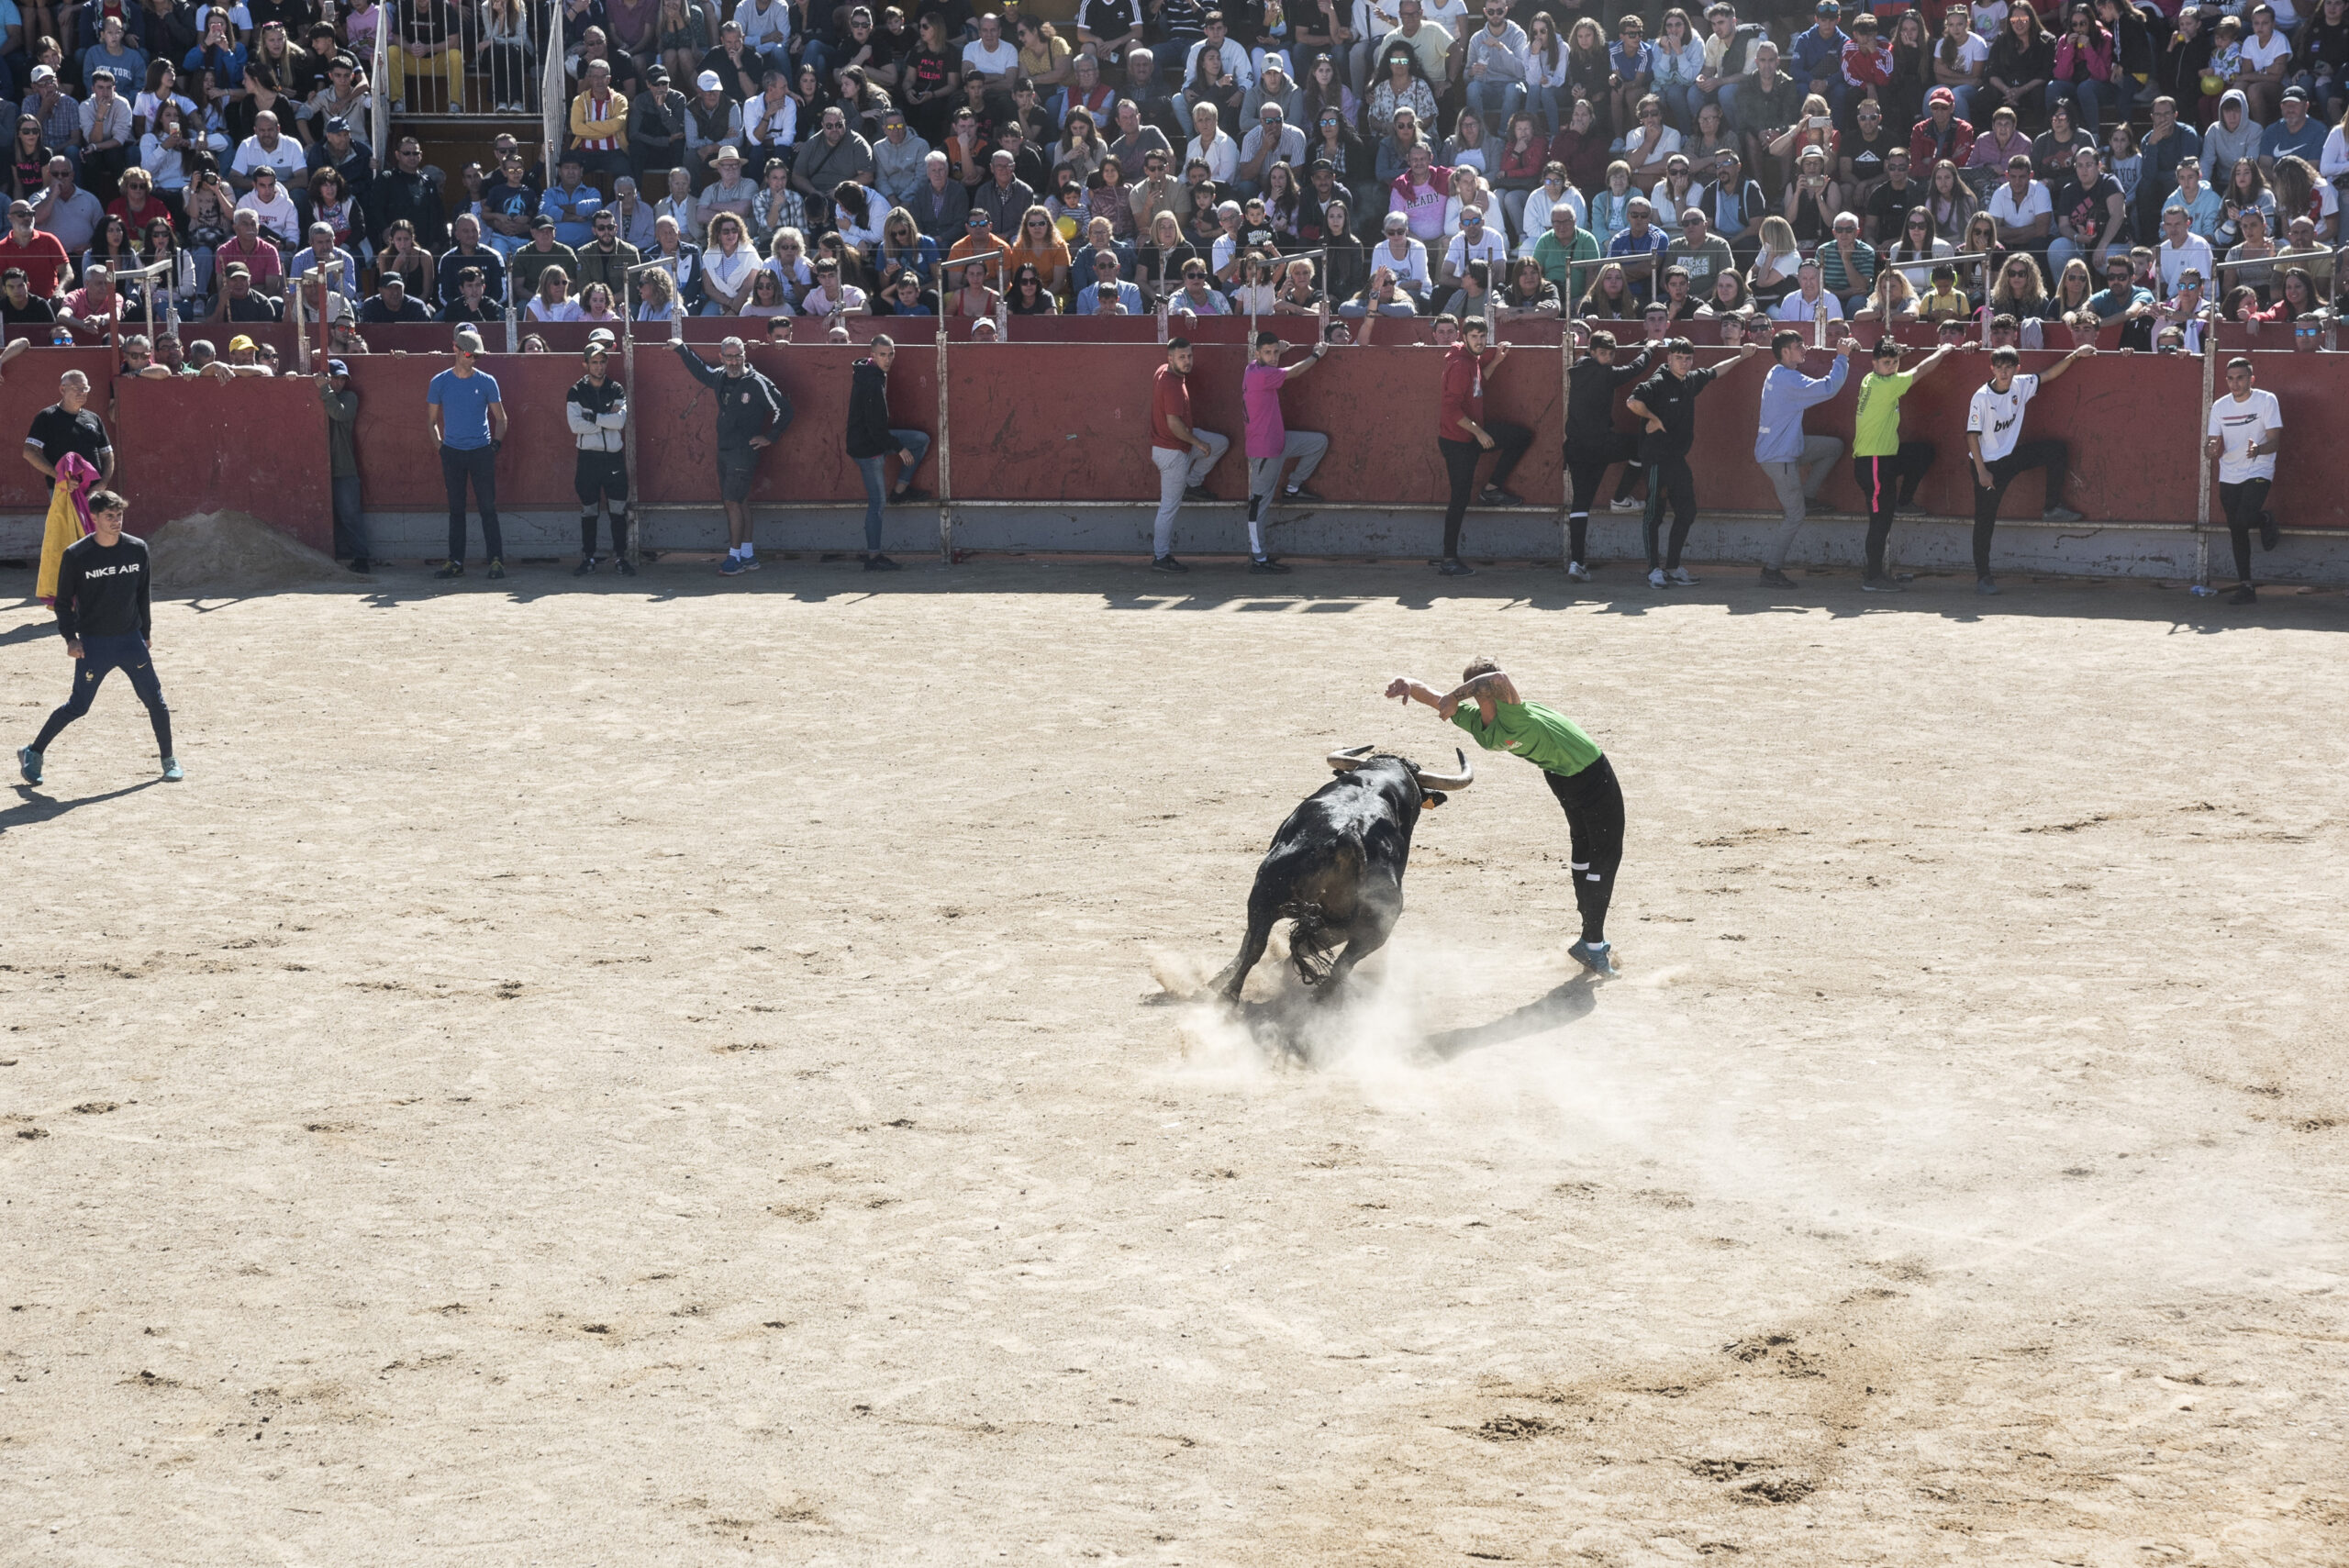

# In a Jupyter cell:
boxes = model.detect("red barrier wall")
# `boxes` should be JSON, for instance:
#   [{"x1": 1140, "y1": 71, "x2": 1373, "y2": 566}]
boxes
[
  {"x1": 4, "y1": 341, "x2": 2337, "y2": 550},
  {"x1": 111, "y1": 376, "x2": 334, "y2": 552},
  {"x1": 0, "y1": 350, "x2": 117, "y2": 513},
  {"x1": 346, "y1": 342, "x2": 938, "y2": 511},
  {"x1": 0, "y1": 350, "x2": 329, "y2": 548}
]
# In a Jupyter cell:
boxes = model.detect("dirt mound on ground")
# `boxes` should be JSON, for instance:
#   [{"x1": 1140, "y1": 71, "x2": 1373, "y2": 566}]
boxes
[{"x1": 146, "y1": 511, "x2": 355, "y2": 594}]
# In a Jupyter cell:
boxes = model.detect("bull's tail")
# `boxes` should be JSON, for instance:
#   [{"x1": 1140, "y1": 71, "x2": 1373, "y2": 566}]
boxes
[{"x1": 1285, "y1": 902, "x2": 1341, "y2": 986}]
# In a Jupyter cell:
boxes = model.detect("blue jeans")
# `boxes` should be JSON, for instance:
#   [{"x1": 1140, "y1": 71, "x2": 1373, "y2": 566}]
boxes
[
  {"x1": 854, "y1": 428, "x2": 930, "y2": 550},
  {"x1": 1528, "y1": 83, "x2": 1565, "y2": 136},
  {"x1": 1681, "y1": 82, "x2": 1729, "y2": 130},
  {"x1": 1465, "y1": 77, "x2": 1525, "y2": 125},
  {"x1": 331, "y1": 473, "x2": 371, "y2": 562},
  {"x1": 2050, "y1": 76, "x2": 2123, "y2": 138}
]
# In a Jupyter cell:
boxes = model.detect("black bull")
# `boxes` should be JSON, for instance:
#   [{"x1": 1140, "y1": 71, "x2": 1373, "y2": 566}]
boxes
[{"x1": 1213, "y1": 747, "x2": 1475, "y2": 1002}]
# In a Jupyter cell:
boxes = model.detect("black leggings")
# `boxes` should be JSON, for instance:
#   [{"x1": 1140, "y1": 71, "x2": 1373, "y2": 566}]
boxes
[
  {"x1": 1854, "y1": 442, "x2": 1934, "y2": 577},
  {"x1": 1970, "y1": 439, "x2": 2066, "y2": 574},
  {"x1": 1565, "y1": 431, "x2": 1640, "y2": 561},
  {"x1": 1545, "y1": 754, "x2": 1624, "y2": 945},
  {"x1": 33, "y1": 634, "x2": 173, "y2": 761},
  {"x1": 1437, "y1": 421, "x2": 1532, "y2": 560},
  {"x1": 1640, "y1": 456, "x2": 1696, "y2": 569},
  {"x1": 2220, "y1": 477, "x2": 2271, "y2": 582}
]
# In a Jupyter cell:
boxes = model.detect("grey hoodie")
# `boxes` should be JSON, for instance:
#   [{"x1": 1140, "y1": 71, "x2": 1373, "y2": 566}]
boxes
[{"x1": 2202, "y1": 91, "x2": 2262, "y2": 189}]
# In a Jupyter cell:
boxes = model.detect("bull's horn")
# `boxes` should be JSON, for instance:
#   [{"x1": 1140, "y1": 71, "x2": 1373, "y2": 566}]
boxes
[
  {"x1": 1411, "y1": 749, "x2": 1475, "y2": 791},
  {"x1": 1326, "y1": 744, "x2": 1376, "y2": 771}
]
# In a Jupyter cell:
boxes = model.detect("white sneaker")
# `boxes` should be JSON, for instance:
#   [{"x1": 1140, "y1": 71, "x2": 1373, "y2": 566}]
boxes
[
  {"x1": 1666, "y1": 567, "x2": 1698, "y2": 585},
  {"x1": 1647, "y1": 566, "x2": 1668, "y2": 588},
  {"x1": 1609, "y1": 496, "x2": 1641, "y2": 512},
  {"x1": 1566, "y1": 560, "x2": 1590, "y2": 581}
]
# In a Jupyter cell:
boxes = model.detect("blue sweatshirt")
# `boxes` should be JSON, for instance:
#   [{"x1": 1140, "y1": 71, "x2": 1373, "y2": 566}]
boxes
[{"x1": 1753, "y1": 356, "x2": 1848, "y2": 463}]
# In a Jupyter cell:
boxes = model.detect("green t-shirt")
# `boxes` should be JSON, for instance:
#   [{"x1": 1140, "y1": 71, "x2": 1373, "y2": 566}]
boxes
[
  {"x1": 1451, "y1": 699, "x2": 1602, "y2": 777},
  {"x1": 1532, "y1": 228, "x2": 1601, "y2": 295},
  {"x1": 1851, "y1": 369, "x2": 1915, "y2": 459}
]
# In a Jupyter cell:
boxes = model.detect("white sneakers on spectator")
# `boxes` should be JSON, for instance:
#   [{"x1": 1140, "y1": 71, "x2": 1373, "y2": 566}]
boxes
[{"x1": 1566, "y1": 561, "x2": 1590, "y2": 581}]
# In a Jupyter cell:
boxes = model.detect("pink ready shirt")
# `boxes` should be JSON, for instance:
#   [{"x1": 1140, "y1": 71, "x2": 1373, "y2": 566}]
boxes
[{"x1": 1241, "y1": 361, "x2": 1289, "y2": 458}]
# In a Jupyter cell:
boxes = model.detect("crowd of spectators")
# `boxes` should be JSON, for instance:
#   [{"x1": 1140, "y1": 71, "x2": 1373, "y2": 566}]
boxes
[{"x1": 0, "y1": 0, "x2": 2335, "y2": 350}]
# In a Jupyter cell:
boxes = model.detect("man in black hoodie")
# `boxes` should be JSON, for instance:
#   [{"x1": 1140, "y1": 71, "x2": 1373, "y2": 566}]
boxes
[
  {"x1": 1562, "y1": 328, "x2": 1654, "y2": 583},
  {"x1": 19, "y1": 490, "x2": 181, "y2": 786},
  {"x1": 844, "y1": 335, "x2": 931, "y2": 573}
]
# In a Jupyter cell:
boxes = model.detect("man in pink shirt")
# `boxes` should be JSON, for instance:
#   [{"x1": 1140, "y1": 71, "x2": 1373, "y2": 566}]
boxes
[{"x1": 1241, "y1": 328, "x2": 1333, "y2": 574}]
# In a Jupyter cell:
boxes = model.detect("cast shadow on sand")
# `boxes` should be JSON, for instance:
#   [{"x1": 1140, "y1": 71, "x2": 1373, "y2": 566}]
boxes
[
  {"x1": 5, "y1": 778, "x2": 161, "y2": 833},
  {"x1": 1419, "y1": 973, "x2": 1601, "y2": 1060},
  {"x1": 1154, "y1": 941, "x2": 1603, "y2": 1068}
]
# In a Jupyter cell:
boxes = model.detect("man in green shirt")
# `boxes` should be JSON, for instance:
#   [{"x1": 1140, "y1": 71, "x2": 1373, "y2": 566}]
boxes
[
  {"x1": 1531, "y1": 203, "x2": 1601, "y2": 300},
  {"x1": 1386, "y1": 658, "x2": 1625, "y2": 977},
  {"x1": 1851, "y1": 335, "x2": 1968, "y2": 591}
]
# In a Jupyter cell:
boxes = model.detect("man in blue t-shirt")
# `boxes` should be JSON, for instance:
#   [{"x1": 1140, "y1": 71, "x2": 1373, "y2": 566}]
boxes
[{"x1": 427, "y1": 330, "x2": 509, "y2": 580}]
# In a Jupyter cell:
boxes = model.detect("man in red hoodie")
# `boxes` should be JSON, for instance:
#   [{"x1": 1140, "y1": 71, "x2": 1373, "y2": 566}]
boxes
[{"x1": 1433, "y1": 317, "x2": 1531, "y2": 578}]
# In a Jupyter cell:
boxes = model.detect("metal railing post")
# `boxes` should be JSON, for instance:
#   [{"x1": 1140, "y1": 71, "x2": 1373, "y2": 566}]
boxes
[
  {"x1": 2192, "y1": 294, "x2": 2218, "y2": 594},
  {"x1": 619, "y1": 252, "x2": 682, "y2": 570},
  {"x1": 936, "y1": 317, "x2": 952, "y2": 564},
  {"x1": 1557, "y1": 322, "x2": 1574, "y2": 567}
]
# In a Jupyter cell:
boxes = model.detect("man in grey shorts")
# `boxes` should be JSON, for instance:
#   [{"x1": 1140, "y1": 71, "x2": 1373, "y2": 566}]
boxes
[
  {"x1": 674, "y1": 329, "x2": 791, "y2": 576},
  {"x1": 1239, "y1": 329, "x2": 1332, "y2": 575}
]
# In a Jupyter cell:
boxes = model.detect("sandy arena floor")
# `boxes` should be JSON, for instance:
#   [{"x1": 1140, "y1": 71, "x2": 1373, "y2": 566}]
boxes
[{"x1": 1, "y1": 558, "x2": 2344, "y2": 1567}]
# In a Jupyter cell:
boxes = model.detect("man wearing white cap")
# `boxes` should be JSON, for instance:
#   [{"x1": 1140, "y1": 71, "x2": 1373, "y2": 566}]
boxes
[{"x1": 684, "y1": 69, "x2": 746, "y2": 186}]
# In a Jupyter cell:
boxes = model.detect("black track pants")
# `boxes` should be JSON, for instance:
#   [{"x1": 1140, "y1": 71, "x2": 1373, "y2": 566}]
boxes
[{"x1": 1545, "y1": 754, "x2": 1624, "y2": 945}]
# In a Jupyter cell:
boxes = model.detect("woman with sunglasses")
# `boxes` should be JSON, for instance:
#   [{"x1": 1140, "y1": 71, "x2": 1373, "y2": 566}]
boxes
[
  {"x1": 764, "y1": 225, "x2": 815, "y2": 304},
  {"x1": 739, "y1": 268, "x2": 793, "y2": 317},
  {"x1": 634, "y1": 265, "x2": 680, "y2": 321},
  {"x1": 527, "y1": 266, "x2": 583, "y2": 321},
  {"x1": 1005, "y1": 261, "x2": 1057, "y2": 312},
  {"x1": 875, "y1": 205, "x2": 939, "y2": 289},
  {"x1": 901, "y1": 12, "x2": 962, "y2": 143},
  {"x1": 1885, "y1": 206, "x2": 1954, "y2": 288},
  {"x1": 1987, "y1": 250, "x2": 2048, "y2": 324},
  {"x1": 1004, "y1": 202, "x2": 1072, "y2": 295},
  {"x1": 701, "y1": 211, "x2": 761, "y2": 314},
  {"x1": 1367, "y1": 44, "x2": 1438, "y2": 138}
]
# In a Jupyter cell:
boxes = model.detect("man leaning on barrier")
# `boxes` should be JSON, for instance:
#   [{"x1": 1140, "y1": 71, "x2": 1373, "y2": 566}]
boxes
[{"x1": 674, "y1": 325, "x2": 791, "y2": 578}]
